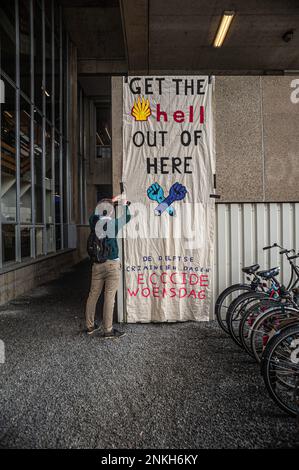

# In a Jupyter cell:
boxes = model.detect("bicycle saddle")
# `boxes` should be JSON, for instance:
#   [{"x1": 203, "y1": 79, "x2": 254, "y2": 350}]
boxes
[
  {"x1": 257, "y1": 267, "x2": 280, "y2": 279},
  {"x1": 242, "y1": 264, "x2": 260, "y2": 275}
]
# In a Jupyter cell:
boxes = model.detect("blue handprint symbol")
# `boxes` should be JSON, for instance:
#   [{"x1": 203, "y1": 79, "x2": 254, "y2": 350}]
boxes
[
  {"x1": 147, "y1": 182, "x2": 174, "y2": 216},
  {"x1": 155, "y1": 182, "x2": 187, "y2": 216},
  {"x1": 147, "y1": 182, "x2": 187, "y2": 216}
]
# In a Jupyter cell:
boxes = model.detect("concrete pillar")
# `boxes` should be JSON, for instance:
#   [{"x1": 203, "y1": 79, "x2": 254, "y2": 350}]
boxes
[
  {"x1": 69, "y1": 43, "x2": 79, "y2": 224},
  {"x1": 111, "y1": 76, "x2": 124, "y2": 322},
  {"x1": 111, "y1": 77, "x2": 123, "y2": 195}
]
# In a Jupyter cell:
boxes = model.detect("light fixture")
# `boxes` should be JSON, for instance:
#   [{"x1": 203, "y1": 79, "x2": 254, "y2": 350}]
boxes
[
  {"x1": 213, "y1": 11, "x2": 235, "y2": 48},
  {"x1": 42, "y1": 86, "x2": 50, "y2": 97}
]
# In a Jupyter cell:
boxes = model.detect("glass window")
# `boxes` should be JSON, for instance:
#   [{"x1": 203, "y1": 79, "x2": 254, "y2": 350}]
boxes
[
  {"x1": 19, "y1": 0, "x2": 31, "y2": 99},
  {"x1": 20, "y1": 98, "x2": 32, "y2": 223},
  {"x1": 62, "y1": 31, "x2": 67, "y2": 136},
  {"x1": 54, "y1": 133, "x2": 61, "y2": 250},
  {"x1": 44, "y1": 0, "x2": 52, "y2": 22},
  {"x1": 2, "y1": 224, "x2": 15, "y2": 263},
  {"x1": 45, "y1": 123, "x2": 52, "y2": 179},
  {"x1": 21, "y1": 227, "x2": 31, "y2": 258},
  {"x1": 45, "y1": 2, "x2": 52, "y2": 123},
  {"x1": 1, "y1": 79, "x2": 16, "y2": 222},
  {"x1": 55, "y1": 224, "x2": 61, "y2": 251},
  {"x1": 54, "y1": 133, "x2": 61, "y2": 219},
  {"x1": 0, "y1": 2, "x2": 16, "y2": 80},
  {"x1": 54, "y1": 4, "x2": 61, "y2": 130},
  {"x1": 46, "y1": 225, "x2": 55, "y2": 253},
  {"x1": 96, "y1": 105, "x2": 112, "y2": 158},
  {"x1": 0, "y1": 1, "x2": 70, "y2": 267},
  {"x1": 62, "y1": 138, "x2": 68, "y2": 224},
  {"x1": 54, "y1": 2, "x2": 60, "y2": 41},
  {"x1": 54, "y1": 37, "x2": 60, "y2": 130},
  {"x1": 33, "y1": 0, "x2": 43, "y2": 112},
  {"x1": 45, "y1": 124, "x2": 53, "y2": 224},
  {"x1": 35, "y1": 226, "x2": 43, "y2": 256},
  {"x1": 34, "y1": 111, "x2": 43, "y2": 223}
]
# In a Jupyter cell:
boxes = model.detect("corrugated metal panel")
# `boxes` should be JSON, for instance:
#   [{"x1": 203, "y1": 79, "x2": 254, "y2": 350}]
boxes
[{"x1": 213, "y1": 203, "x2": 299, "y2": 316}]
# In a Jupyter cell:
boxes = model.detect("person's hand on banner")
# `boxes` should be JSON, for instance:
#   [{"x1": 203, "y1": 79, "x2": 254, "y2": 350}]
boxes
[
  {"x1": 112, "y1": 194, "x2": 131, "y2": 206},
  {"x1": 147, "y1": 182, "x2": 174, "y2": 216},
  {"x1": 154, "y1": 182, "x2": 187, "y2": 216}
]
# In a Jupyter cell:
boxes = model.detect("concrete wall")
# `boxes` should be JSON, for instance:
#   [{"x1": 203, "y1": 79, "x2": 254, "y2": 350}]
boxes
[
  {"x1": 111, "y1": 77, "x2": 123, "y2": 194},
  {"x1": 111, "y1": 75, "x2": 299, "y2": 203},
  {"x1": 0, "y1": 41, "x2": 95, "y2": 307},
  {"x1": 0, "y1": 250, "x2": 79, "y2": 305},
  {"x1": 85, "y1": 101, "x2": 98, "y2": 218},
  {"x1": 216, "y1": 76, "x2": 299, "y2": 202}
]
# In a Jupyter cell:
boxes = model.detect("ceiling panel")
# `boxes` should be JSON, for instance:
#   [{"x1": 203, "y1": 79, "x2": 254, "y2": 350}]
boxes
[{"x1": 63, "y1": 6, "x2": 125, "y2": 60}]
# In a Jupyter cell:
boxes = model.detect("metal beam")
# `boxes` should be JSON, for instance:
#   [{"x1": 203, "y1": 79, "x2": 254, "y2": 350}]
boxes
[
  {"x1": 30, "y1": 0, "x2": 36, "y2": 259},
  {"x1": 15, "y1": 0, "x2": 21, "y2": 262},
  {"x1": 42, "y1": 0, "x2": 47, "y2": 254},
  {"x1": 77, "y1": 59, "x2": 127, "y2": 76},
  {"x1": 119, "y1": 0, "x2": 148, "y2": 74}
]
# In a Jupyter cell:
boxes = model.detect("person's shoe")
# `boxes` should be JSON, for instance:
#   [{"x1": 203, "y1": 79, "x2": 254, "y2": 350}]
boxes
[
  {"x1": 86, "y1": 323, "x2": 101, "y2": 335},
  {"x1": 103, "y1": 328, "x2": 126, "y2": 339}
]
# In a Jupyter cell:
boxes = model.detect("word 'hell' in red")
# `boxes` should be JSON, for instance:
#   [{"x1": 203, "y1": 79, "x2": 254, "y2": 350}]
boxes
[{"x1": 155, "y1": 104, "x2": 204, "y2": 124}]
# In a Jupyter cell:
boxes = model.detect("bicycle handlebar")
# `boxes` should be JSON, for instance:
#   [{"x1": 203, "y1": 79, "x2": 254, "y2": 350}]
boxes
[
  {"x1": 263, "y1": 243, "x2": 296, "y2": 257},
  {"x1": 259, "y1": 244, "x2": 299, "y2": 291},
  {"x1": 288, "y1": 254, "x2": 299, "y2": 260},
  {"x1": 263, "y1": 244, "x2": 278, "y2": 250},
  {"x1": 279, "y1": 249, "x2": 295, "y2": 255}
]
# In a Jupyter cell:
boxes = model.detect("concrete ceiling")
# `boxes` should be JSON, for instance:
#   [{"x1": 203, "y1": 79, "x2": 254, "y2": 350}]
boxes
[
  {"x1": 61, "y1": 0, "x2": 299, "y2": 79},
  {"x1": 79, "y1": 76, "x2": 111, "y2": 101},
  {"x1": 61, "y1": 0, "x2": 127, "y2": 78}
]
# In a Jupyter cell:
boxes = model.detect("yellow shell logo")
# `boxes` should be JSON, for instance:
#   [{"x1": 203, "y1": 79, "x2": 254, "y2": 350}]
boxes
[{"x1": 131, "y1": 96, "x2": 151, "y2": 121}]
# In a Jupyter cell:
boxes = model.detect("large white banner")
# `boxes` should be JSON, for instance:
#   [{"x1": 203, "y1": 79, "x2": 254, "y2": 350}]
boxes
[{"x1": 122, "y1": 76, "x2": 215, "y2": 322}]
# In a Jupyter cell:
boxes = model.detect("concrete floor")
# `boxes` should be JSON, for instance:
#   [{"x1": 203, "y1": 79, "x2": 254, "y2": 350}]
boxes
[{"x1": 0, "y1": 260, "x2": 298, "y2": 449}]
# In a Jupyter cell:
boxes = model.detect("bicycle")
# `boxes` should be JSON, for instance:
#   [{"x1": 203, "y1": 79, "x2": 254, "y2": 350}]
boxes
[
  {"x1": 225, "y1": 247, "x2": 299, "y2": 346},
  {"x1": 226, "y1": 269, "x2": 281, "y2": 347},
  {"x1": 261, "y1": 322, "x2": 299, "y2": 417},
  {"x1": 214, "y1": 264, "x2": 260, "y2": 333},
  {"x1": 240, "y1": 253, "x2": 299, "y2": 359},
  {"x1": 215, "y1": 243, "x2": 298, "y2": 334}
]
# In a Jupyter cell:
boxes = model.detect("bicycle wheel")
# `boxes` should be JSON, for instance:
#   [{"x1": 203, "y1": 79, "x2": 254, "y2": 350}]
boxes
[
  {"x1": 215, "y1": 284, "x2": 252, "y2": 334},
  {"x1": 251, "y1": 307, "x2": 299, "y2": 363},
  {"x1": 261, "y1": 323, "x2": 299, "y2": 417},
  {"x1": 226, "y1": 291, "x2": 270, "y2": 347},
  {"x1": 239, "y1": 299, "x2": 280, "y2": 358}
]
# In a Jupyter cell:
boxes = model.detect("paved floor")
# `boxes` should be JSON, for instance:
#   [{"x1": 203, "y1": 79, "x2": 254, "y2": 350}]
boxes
[{"x1": 0, "y1": 260, "x2": 298, "y2": 449}]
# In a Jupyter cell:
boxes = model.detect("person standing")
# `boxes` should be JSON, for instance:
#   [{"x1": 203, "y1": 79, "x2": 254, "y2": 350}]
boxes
[{"x1": 85, "y1": 197, "x2": 131, "y2": 338}]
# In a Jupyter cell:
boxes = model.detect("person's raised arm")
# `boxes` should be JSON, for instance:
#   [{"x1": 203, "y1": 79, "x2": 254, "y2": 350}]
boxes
[{"x1": 115, "y1": 203, "x2": 131, "y2": 235}]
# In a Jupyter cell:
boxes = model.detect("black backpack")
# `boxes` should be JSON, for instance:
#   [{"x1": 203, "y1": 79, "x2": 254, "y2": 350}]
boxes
[{"x1": 87, "y1": 231, "x2": 111, "y2": 264}]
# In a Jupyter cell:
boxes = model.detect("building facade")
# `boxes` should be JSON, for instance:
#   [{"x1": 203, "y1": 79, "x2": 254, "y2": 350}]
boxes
[
  {"x1": 1, "y1": 1, "x2": 299, "y2": 316},
  {"x1": 0, "y1": 0, "x2": 100, "y2": 303}
]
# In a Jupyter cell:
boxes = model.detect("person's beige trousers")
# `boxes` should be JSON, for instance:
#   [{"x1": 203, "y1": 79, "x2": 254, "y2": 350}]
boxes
[{"x1": 85, "y1": 260, "x2": 121, "y2": 332}]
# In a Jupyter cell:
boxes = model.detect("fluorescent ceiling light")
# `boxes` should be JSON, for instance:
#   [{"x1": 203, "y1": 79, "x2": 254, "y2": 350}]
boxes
[{"x1": 213, "y1": 11, "x2": 235, "y2": 47}]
